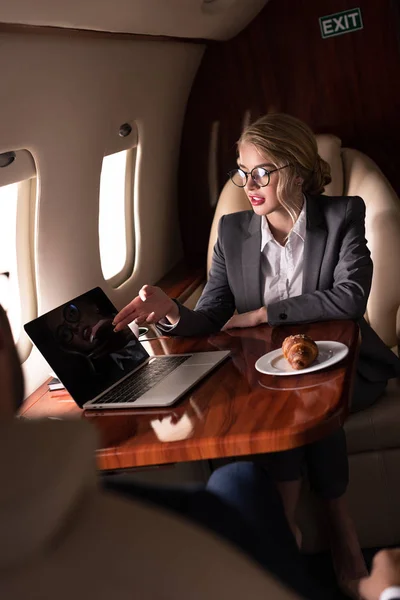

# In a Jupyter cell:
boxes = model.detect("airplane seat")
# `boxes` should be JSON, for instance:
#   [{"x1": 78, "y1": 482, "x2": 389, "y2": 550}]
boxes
[{"x1": 206, "y1": 134, "x2": 400, "y2": 552}]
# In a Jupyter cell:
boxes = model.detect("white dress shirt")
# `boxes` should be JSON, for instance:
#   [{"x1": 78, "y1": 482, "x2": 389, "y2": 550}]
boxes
[
  {"x1": 381, "y1": 587, "x2": 400, "y2": 600},
  {"x1": 261, "y1": 199, "x2": 306, "y2": 307}
]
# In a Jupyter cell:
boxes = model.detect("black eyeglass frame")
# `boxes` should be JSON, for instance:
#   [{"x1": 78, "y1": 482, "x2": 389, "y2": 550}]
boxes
[
  {"x1": 227, "y1": 164, "x2": 291, "y2": 188},
  {"x1": 56, "y1": 304, "x2": 81, "y2": 345}
]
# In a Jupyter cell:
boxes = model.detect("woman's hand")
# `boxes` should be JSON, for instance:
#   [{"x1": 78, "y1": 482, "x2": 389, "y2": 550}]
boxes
[
  {"x1": 113, "y1": 285, "x2": 180, "y2": 332},
  {"x1": 221, "y1": 307, "x2": 268, "y2": 331}
]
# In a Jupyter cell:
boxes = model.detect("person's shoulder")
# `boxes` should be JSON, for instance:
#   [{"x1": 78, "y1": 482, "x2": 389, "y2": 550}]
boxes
[
  {"x1": 220, "y1": 210, "x2": 254, "y2": 230},
  {"x1": 216, "y1": 211, "x2": 256, "y2": 249},
  {"x1": 310, "y1": 194, "x2": 365, "y2": 217},
  {"x1": 221, "y1": 210, "x2": 253, "y2": 222},
  {"x1": 313, "y1": 194, "x2": 364, "y2": 205}
]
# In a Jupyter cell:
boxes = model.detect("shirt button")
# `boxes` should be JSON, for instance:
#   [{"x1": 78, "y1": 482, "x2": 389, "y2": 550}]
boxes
[{"x1": 279, "y1": 313, "x2": 287, "y2": 320}]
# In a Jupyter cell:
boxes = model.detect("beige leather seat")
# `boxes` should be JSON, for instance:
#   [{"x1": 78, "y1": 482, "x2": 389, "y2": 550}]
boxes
[{"x1": 206, "y1": 134, "x2": 400, "y2": 551}]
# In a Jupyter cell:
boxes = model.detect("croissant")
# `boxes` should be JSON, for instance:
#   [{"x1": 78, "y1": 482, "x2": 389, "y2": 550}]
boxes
[{"x1": 282, "y1": 334, "x2": 319, "y2": 370}]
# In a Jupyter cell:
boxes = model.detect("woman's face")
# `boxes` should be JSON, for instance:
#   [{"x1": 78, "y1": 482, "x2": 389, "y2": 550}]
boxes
[
  {"x1": 47, "y1": 298, "x2": 133, "y2": 360},
  {"x1": 47, "y1": 299, "x2": 114, "y2": 356},
  {"x1": 238, "y1": 142, "x2": 286, "y2": 218}
]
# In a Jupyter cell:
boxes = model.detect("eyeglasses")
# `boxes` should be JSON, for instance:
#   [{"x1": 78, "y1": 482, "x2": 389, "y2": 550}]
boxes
[
  {"x1": 228, "y1": 164, "x2": 290, "y2": 188},
  {"x1": 56, "y1": 303, "x2": 81, "y2": 345}
]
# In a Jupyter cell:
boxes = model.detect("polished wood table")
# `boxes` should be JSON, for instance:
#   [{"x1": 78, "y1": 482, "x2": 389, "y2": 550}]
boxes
[{"x1": 21, "y1": 320, "x2": 359, "y2": 471}]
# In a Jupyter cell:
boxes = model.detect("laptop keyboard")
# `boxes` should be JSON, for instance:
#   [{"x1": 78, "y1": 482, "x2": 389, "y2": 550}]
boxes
[{"x1": 90, "y1": 355, "x2": 191, "y2": 405}]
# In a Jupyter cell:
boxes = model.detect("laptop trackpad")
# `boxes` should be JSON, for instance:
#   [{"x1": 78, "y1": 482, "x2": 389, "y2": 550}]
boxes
[{"x1": 132, "y1": 364, "x2": 213, "y2": 407}]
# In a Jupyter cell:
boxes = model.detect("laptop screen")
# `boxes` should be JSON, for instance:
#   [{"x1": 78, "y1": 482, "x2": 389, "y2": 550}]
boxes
[{"x1": 24, "y1": 287, "x2": 149, "y2": 407}]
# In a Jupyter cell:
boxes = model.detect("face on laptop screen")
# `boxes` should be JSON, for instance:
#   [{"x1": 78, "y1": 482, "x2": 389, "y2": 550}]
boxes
[{"x1": 24, "y1": 288, "x2": 149, "y2": 406}]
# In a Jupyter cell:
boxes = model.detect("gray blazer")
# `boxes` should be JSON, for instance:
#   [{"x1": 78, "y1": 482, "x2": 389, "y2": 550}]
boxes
[{"x1": 162, "y1": 195, "x2": 400, "y2": 384}]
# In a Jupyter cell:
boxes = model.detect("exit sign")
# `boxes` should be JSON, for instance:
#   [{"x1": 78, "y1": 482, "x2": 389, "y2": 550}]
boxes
[{"x1": 319, "y1": 8, "x2": 363, "y2": 39}]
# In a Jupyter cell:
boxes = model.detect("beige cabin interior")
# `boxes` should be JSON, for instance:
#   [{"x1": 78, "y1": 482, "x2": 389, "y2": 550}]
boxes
[{"x1": 1, "y1": 0, "x2": 400, "y2": 559}]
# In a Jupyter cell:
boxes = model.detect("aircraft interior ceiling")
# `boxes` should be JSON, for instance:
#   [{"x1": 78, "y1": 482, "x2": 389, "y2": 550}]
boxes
[{"x1": 0, "y1": 0, "x2": 269, "y2": 40}]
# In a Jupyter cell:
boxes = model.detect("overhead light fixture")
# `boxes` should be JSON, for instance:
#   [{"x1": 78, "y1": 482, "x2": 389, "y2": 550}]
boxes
[
  {"x1": 0, "y1": 151, "x2": 16, "y2": 168},
  {"x1": 119, "y1": 123, "x2": 132, "y2": 138}
]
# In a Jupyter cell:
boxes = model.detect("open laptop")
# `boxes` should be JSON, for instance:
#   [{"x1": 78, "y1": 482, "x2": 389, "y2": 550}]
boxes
[{"x1": 24, "y1": 287, "x2": 230, "y2": 409}]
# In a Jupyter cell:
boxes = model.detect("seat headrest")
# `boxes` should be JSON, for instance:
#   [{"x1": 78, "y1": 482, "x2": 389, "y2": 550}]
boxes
[
  {"x1": 342, "y1": 148, "x2": 400, "y2": 347},
  {"x1": 207, "y1": 181, "x2": 249, "y2": 274}
]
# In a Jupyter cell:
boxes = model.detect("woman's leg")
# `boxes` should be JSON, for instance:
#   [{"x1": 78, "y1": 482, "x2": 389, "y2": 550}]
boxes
[
  {"x1": 207, "y1": 462, "x2": 330, "y2": 600},
  {"x1": 305, "y1": 373, "x2": 389, "y2": 594},
  {"x1": 275, "y1": 480, "x2": 303, "y2": 547},
  {"x1": 305, "y1": 428, "x2": 367, "y2": 595},
  {"x1": 262, "y1": 448, "x2": 304, "y2": 547}
]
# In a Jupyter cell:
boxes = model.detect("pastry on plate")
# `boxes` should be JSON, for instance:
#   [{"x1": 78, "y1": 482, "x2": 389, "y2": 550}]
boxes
[{"x1": 282, "y1": 334, "x2": 319, "y2": 370}]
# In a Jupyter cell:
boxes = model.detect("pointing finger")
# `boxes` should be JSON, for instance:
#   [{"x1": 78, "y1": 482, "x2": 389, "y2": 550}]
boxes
[{"x1": 113, "y1": 297, "x2": 142, "y2": 325}]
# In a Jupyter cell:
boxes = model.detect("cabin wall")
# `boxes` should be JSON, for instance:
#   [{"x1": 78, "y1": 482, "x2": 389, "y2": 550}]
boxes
[
  {"x1": 179, "y1": 0, "x2": 400, "y2": 263},
  {"x1": 0, "y1": 31, "x2": 203, "y2": 394}
]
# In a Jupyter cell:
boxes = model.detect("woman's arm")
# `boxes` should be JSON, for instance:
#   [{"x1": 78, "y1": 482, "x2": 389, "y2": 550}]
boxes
[{"x1": 267, "y1": 196, "x2": 373, "y2": 325}]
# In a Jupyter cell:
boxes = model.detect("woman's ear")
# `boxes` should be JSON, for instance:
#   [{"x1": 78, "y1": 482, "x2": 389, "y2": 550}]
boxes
[{"x1": 294, "y1": 176, "x2": 304, "y2": 186}]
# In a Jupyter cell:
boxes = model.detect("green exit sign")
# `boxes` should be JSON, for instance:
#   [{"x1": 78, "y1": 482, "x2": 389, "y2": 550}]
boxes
[{"x1": 319, "y1": 8, "x2": 363, "y2": 39}]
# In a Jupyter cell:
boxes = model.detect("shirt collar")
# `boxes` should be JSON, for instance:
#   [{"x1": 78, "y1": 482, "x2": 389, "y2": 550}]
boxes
[{"x1": 260, "y1": 196, "x2": 307, "y2": 251}]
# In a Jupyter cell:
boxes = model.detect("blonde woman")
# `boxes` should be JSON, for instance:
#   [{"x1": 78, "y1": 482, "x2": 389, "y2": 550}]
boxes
[{"x1": 114, "y1": 113, "x2": 400, "y2": 596}]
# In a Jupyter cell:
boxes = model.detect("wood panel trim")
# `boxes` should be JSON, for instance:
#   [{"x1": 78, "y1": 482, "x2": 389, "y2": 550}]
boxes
[
  {"x1": 155, "y1": 261, "x2": 205, "y2": 304},
  {"x1": 19, "y1": 379, "x2": 49, "y2": 415}
]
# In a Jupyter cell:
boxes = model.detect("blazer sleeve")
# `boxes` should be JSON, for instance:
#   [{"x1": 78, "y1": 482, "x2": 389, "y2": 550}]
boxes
[
  {"x1": 267, "y1": 197, "x2": 373, "y2": 325},
  {"x1": 157, "y1": 215, "x2": 236, "y2": 337}
]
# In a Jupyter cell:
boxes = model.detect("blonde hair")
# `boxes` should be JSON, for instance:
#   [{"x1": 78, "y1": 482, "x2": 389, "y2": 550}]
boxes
[{"x1": 238, "y1": 113, "x2": 331, "y2": 223}]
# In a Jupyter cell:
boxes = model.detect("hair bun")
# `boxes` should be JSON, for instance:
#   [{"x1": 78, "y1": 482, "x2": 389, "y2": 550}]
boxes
[{"x1": 304, "y1": 155, "x2": 332, "y2": 195}]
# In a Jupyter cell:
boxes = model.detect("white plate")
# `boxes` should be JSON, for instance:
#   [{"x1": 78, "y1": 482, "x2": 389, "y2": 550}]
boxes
[{"x1": 255, "y1": 341, "x2": 349, "y2": 376}]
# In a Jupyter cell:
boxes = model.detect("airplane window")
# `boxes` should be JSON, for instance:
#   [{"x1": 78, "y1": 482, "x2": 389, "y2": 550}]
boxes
[
  {"x1": 0, "y1": 149, "x2": 37, "y2": 361},
  {"x1": 0, "y1": 183, "x2": 21, "y2": 340},
  {"x1": 99, "y1": 149, "x2": 134, "y2": 284}
]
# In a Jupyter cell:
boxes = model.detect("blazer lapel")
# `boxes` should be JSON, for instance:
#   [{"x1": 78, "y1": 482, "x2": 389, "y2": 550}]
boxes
[
  {"x1": 241, "y1": 213, "x2": 263, "y2": 311},
  {"x1": 302, "y1": 195, "x2": 328, "y2": 294}
]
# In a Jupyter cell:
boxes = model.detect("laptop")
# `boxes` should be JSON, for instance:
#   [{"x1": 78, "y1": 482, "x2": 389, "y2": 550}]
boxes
[{"x1": 24, "y1": 287, "x2": 230, "y2": 409}]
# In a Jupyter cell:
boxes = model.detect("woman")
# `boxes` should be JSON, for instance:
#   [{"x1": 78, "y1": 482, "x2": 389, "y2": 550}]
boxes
[{"x1": 113, "y1": 113, "x2": 400, "y2": 596}]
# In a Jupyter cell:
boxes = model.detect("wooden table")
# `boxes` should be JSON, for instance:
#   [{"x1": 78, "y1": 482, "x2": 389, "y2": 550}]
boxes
[{"x1": 21, "y1": 320, "x2": 359, "y2": 471}]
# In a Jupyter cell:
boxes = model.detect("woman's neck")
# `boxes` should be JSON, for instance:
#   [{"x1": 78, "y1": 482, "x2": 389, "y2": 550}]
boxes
[
  {"x1": 266, "y1": 196, "x2": 304, "y2": 246},
  {"x1": 267, "y1": 217, "x2": 292, "y2": 246}
]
